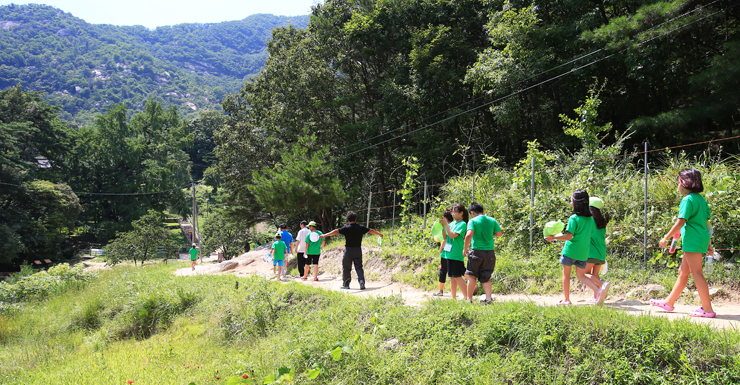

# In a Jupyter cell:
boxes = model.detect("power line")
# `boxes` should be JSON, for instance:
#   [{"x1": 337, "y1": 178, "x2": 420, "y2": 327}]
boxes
[
  {"x1": 340, "y1": 0, "x2": 723, "y2": 153},
  {"x1": 336, "y1": 1, "x2": 738, "y2": 160},
  {"x1": 0, "y1": 181, "x2": 190, "y2": 196}
]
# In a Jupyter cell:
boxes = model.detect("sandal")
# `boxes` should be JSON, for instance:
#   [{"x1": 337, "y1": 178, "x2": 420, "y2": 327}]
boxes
[
  {"x1": 649, "y1": 299, "x2": 675, "y2": 312},
  {"x1": 557, "y1": 300, "x2": 572, "y2": 306},
  {"x1": 689, "y1": 307, "x2": 716, "y2": 318},
  {"x1": 300, "y1": 277, "x2": 307, "y2": 280},
  {"x1": 432, "y1": 290, "x2": 444, "y2": 296},
  {"x1": 314, "y1": 277, "x2": 319, "y2": 281}
]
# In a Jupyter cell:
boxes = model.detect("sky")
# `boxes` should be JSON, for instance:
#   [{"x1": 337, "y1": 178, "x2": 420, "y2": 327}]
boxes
[{"x1": 0, "y1": 0, "x2": 320, "y2": 28}]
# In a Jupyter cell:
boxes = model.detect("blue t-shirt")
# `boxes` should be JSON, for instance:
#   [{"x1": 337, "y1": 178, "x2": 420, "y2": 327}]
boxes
[{"x1": 280, "y1": 230, "x2": 294, "y2": 253}]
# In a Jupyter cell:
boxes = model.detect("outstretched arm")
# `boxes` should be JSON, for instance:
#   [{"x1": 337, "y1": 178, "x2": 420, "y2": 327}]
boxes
[
  {"x1": 368, "y1": 229, "x2": 383, "y2": 237},
  {"x1": 320, "y1": 229, "x2": 340, "y2": 239}
]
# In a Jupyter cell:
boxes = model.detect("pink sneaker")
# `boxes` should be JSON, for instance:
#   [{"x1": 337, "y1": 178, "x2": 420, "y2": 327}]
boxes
[{"x1": 649, "y1": 299, "x2": 675, "y2": 312}]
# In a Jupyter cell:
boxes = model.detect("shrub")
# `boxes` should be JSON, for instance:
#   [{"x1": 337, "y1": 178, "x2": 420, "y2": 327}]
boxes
[{"x1": 0, "y1": 263, "x2": 94, "y2": 305}]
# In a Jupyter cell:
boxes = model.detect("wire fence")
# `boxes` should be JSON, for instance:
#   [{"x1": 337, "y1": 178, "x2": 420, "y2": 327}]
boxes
[{"x1": 354, "y1": 136, "x2": 740, "y2": 259}]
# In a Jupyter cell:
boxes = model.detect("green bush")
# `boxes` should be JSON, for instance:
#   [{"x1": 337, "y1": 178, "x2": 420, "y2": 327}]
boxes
[{"x1": 0, "y1": 263, "x2": 94, "y2": 305}]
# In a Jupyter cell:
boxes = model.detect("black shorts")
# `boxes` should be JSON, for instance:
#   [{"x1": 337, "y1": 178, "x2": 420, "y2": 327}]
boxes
[
  {"x1": 307, "y1": 254, "x2": 320, "y2": 265},
  {"x1": 465, "y1": 249, "x2": 496, "y2": 283},
  {"x1": 447, "y1": 259, "x2": 466, "y2": 278}
]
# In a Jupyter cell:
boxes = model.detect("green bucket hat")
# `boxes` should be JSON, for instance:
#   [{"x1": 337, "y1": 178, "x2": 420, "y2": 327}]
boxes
[
  {"x1": 543, "y1": 221, "x2": 565, "y2": 237},
  {"x1": 275, "y1": 231, "x2": 282, "y2": 238},
  {"x1": 307, "y1": 221, "x2": 317, "y2": 227},
  {"x1": 589, "y1": 197, "x2": 604, "y2": 209},
  {"x1": 431, "y1": 220, "x2": 444, "y2": 238}
]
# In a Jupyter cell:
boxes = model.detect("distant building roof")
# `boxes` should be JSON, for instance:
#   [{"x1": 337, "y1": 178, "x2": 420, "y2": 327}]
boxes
[{"x1": 36, "y1": 157, "x2": 51, "y2": 169}]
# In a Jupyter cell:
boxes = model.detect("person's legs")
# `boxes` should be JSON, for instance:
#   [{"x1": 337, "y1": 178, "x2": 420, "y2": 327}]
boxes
[
  {"x1": 665, "y1": 256, "x2": 692, "y2": 307},
  {"x1": 452, "y1": 277, "x2": 467, "y2": 300},
  {"x1": 352, "y1": 250, "x2": 365, "y2": 288},
  {"x1": 684, "y1": 252, "x2": 714, "y2": 313},
  {"x1": 575, "y1": 265, "x2": 600, "y2": 294},
  {"x1": 342, "y1": 249, "x2": 352, "y2": 287},
  {"x1": 297, "y1": 252, "x2": 305, "y2": 277},
  {"x1": 478, "y1": 250, "x2": 496, "y2": 301},
  {"x1": 466, "y1": 276, "x2": 477, "y2": 301},
  {"x1": 585, "y1": 263, "x2": 603, "y2": 297},
  {"x1": 437, "y1": 257, "x2": 448, "y2": 294},
  {"x1": 562, "y1": 265, "x2": 572, "y2": 302}
]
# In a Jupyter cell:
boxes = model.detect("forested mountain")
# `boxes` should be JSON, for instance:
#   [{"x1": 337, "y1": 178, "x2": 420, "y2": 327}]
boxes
[{"x1": 0, "y1": 4, "x2": 308, "y2": 125}]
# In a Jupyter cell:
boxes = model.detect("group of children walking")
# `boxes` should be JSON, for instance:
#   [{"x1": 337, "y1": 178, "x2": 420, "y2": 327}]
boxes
[
  {"x1": 268, "y1": 221, "x2": 325, "y2": 281},
  {"x1": 434, "y1": 169, "x2": 716, "y2": 317},
  {"x1": 267, "y1": 212, "x2": 384, "y2": 289}
]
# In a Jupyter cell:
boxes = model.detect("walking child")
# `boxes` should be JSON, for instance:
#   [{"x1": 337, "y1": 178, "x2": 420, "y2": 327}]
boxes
[
  {"x1": 545, "y1": 190, "x2": 603, "y2": 305},
  {"x1": 433, "y1": 210, "x2": 455, "y2": 297},
  {"x1": 651, "y1": 169, "x2": 715, "y2": 317},
  {"x1": 270, "y1": 232, "x2": 287, "y2": 279},
  {"x1": 189, "y1": 243, "x2": 198, "y2": 271},
  {"x1": 440, "y1": 204, "x2": 470, "y2": 300},
  {"x1": 585, "y1": 197, "x2": 609, "y2": 303},
  {"x1": 301, "y1": 221, "x2": 324, "y2": 281},
  {"x1": 463, "y1": 202, "x2": 503, "y2": 304}
]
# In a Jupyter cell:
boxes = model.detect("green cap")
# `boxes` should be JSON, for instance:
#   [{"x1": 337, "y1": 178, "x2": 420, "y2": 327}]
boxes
[
  {"x1": 275, "y1": 231, "x2": 282, "y2": 238},
  {"x1": 589, "y1": 197, "x2": 604, "y2": 209},
  {"x1": 308, "y1": 221, "x2": 317, "y2": 227},
  {"x1": 543, "y1": 221, "x2": 565, "y2": 237},
  {"x1": 431, "y1": 220, "x2": 443, "y2": 238}
]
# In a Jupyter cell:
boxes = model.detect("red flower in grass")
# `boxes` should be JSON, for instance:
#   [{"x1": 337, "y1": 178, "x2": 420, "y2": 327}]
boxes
[
  {"x1": 242, "y1": 374, "x2": 249, "y2": 379},
  {"x1": 127, "y1": 381, "x2": 134, "y2": 384},
  {"x1": 216, "y1": 377, "x2": 220, "y2": 380}
]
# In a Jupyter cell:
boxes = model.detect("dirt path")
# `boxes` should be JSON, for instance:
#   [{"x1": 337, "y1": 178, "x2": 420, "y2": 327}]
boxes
[{"x1": 172, "y1": 247, "x2": 740, "y2": 330}]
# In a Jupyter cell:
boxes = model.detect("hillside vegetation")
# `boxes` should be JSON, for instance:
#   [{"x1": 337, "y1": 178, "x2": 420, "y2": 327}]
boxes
[
  {"x1": 0, "y1": 262, "x2": 738, "y2": 384},
  {"x1": 0, "y1": 4, "x2": 308, "y2": 125}
]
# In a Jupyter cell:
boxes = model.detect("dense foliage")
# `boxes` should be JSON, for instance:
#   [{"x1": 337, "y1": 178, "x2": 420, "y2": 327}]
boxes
[
  {"x1": 0, "y1": 86, "x2": 80, "y2": 264},
  {"x1": 0, "y1": 4, "x2": 308, "y2": 125},
  {"x1": 67, "y1": 100, "x2": 193, "y2": 242},
  {"x1": 217, "y1": 0, "x2": 740, "y2": 228}
]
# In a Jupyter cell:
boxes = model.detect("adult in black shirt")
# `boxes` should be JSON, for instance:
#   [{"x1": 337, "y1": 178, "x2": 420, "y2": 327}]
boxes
[{"x1": 321, "y1": 211, "x2": 383, "y2": 290}]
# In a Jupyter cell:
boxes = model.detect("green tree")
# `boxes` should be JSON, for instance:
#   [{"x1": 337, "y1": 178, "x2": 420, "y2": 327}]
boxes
[
  {"x1": 105, "y1": 210, "x2": 177, "y2": 266},
  {"x1": 559, "y1": 80, "x2": 613, "y2": 154},
  {"x1": 201, "y1": 211, "x2": 246, "y2": 260},
  {"x1": 186, "y1": 110, "x2": 225, "y2": 181},
  {"x1": 249, "y1": 140, "x2": 347, "y2": 231},
  {"x1": 0, "y1": 86, "x2": 79, "y2": 265},
  {"x1": 69, "y1": 100, "x2": 192, "y2": 242}
]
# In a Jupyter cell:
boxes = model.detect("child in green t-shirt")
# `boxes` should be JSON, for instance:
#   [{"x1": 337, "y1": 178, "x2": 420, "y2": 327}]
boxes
[
  {"x1": 652, "y1": 169, "x2": 715, "y2": 318},
  {"x1": 189, "y1": 243, "x2": 198, "y2": 271},
  {"x1": 270, "y1": 232, "x2": 287, "y2": 279},
  {"x1": 545, "y1": 190, "x2": 601, "y2": 305}
]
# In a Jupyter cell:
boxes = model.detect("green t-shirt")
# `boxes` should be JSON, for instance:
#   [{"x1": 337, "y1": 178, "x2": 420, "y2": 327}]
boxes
[
  {"x1": 189, "y1": 248, "x2": 198, "y2": 260},
  {"x1": 442, "y1": 220, "x2": 467, "y2": 261},
  {"x1": 562, "y1": 214, "x2": 595, "y2": 261},
  {"x1": 271, "y1": 240, "x2": 287, "y2": 260},
  {"x1": 304, "y1": 231, "x2": 323, "y2": 255},
  {"x1": 589, "y1": 225, "x2": 607, "y2": 261},
  {"x1": 467, "y1": 215, "x2": 501, "y2": 251},
  {"x1": 678, "y1": 193, "x2": 711, "y2": 253}
]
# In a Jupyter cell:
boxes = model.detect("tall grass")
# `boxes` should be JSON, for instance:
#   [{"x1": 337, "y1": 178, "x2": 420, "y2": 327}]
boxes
[{"x1": 1, "y1": 262, "x2": 739, "y2": 384}]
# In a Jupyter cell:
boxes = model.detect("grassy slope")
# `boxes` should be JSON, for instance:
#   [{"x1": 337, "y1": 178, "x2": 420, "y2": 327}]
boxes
[{"x1": 1, "y1": 262, "x2": 739, "y2": 384}]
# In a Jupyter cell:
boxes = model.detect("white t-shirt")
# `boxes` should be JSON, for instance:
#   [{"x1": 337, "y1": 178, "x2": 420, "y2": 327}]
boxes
[{"x1": 296, "y1": 227, "x2": 310, "y2": 253}]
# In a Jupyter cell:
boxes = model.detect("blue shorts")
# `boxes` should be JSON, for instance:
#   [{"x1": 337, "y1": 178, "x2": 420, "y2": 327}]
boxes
[
  {"x1": 560, "y1": 255, "x2": 586, "y2": 269},
  {"x1": 273, "y1": 259, "x2": 284, "y2": 267}
]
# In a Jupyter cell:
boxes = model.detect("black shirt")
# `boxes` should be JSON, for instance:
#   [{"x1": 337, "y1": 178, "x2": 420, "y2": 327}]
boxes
[{"x1": 338, "y1": 223, "x2": 370, "y2": 248}]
